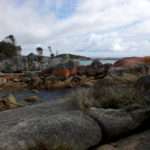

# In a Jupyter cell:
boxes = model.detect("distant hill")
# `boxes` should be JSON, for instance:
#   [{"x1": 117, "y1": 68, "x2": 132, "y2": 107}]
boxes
[{"x1": 55, "y1": 54, "x2": 91, "y2": 60}]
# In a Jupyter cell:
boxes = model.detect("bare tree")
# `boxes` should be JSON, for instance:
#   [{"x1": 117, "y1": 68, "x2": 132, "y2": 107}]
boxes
[
  {"x1": 16, "y1": 46, "x2": 22, "y2": 56},
  {"x1": 4, "y1": 35, "x2": 16, "y2": 45},
  {"x1": 48, "y1": 46, "x2": 52, "y2": 54},
  {"x1": 36, "y1": 47, "x2": 43, "y2": 57},
  {"x1": 48, "y1": 46, "x2": 55, "y2": 58},
  {"x1": 56, "y1": 50, "x2": 59, "y2": 56},
  {"x1": 36, "y1": 47, "x2": 44, "y2": 70}
]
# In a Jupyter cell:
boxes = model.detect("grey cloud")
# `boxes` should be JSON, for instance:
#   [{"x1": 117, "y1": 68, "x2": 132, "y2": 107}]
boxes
[{"x1": 0, "y1": 0, "x2": 150, "y2": 56}]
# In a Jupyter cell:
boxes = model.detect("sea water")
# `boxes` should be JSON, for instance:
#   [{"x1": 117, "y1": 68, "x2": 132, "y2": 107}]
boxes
[{"x1": 80, "y1": 59, "x2": 117, "y2": 66}]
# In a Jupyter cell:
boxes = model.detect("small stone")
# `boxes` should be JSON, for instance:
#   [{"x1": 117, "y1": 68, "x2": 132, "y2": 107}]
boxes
[
  {"x1": 24, "y1": 96, "x2": 40, "y2": 102},
  {"x1": 0, "y1": 94, "x2": 21, "y2": 111},
  {"x1": 32, "y1": 89, "x2": 39, "y2": 94},
  {"x1": 97, "y1": 144, "x2": 116, "y2": 150}
]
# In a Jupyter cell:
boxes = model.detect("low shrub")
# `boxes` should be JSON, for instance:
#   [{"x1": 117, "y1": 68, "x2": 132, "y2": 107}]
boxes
[
  {"x1": 66, "y1": 88, "x2": 94, "y2": 111},
  {"x1": 67, "y1": 79, "x2": 147, "y2": 110}
]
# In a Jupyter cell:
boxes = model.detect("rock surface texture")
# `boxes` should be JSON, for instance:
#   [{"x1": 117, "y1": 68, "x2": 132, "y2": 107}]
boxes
[{"x1": 0, "y1": 100, "x2": 149, "y2": 150}]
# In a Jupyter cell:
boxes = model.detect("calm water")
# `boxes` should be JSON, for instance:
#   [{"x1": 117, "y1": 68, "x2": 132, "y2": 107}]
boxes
[
  {"x1": 0, "y1": 89, "x2": 72, "y2": 102},
  {"x1": 80, "y1": 59, "x2": 117, "y2": 66}
]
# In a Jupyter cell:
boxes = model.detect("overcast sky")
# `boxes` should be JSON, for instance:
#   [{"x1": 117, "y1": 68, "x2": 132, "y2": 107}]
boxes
[{"x1": 0, "y1": 0, "x2": 150, "y2": 57}]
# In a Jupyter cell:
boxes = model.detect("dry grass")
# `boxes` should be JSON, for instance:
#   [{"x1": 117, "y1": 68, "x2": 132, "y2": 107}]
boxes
[
  {"x1": 67, "y1": 88, "x2": 94, "y2": 111},
  {"x1": 67, "y1": 78, "x2": 147, "y2": 110},
  {"x1": 92, "y1": 85, "x2": 145, "y2": 109},
  {"x1": 106, "y1": 73, "x2": 140, "y2": 85}
]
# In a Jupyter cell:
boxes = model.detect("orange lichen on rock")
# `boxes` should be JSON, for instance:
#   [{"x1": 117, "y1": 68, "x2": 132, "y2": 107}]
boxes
[
  {"x1": 52, "y1": 68, "x2": 77, "y2": 78},
  {"x1": 113, "y1": 57, "x2": 150, "y2": 67},
  {"x1": 143, "y1": 56, "x2": 150, "y2": 64}
]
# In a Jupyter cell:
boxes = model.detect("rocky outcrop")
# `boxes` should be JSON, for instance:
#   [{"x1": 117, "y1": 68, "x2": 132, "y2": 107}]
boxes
[
  {"x1": 97, "y1": 130, "x2": 150, "y2": 150},
  {"x1": 135, "y1": 75, "x2": 150, "y2": 92},
  {"x1": 113, "y1": 56, "x2": 150, "y2": 68},
  {"x1": 0, "y1": 59, "x2": 111, "y2": 90},
  {"x1": 88, "y1": 107, "x2": 150, "y2": 141},
  {"x1": 0, "y1": 100, "x2": 101, "y2": 150},
  {"x1": 134, "y1": 75, "x2": 150, "y2": 104},
  {"x1": 77, "y1": 61, "x2": 111, "y2": 79},
  {"x1": 114, "y1": 57, "x2": 144, "y2": 67},
  {"x1": 40, "y1": 60, "x2": 78, "y2": 79},
  {"x1": 0, "y1": 112, "x2": 101, "y2": 150},
  {"x1": 0, "y1": 100, "x2": 149, "y2": 150},
  {"x1": 110, "y1": 64, "x2": 150, "y2": 76}
]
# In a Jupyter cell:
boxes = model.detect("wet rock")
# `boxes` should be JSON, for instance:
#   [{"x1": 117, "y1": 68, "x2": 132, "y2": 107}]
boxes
[{"x1": 24, "y1": 95, "x2": 40, "y2": 103}]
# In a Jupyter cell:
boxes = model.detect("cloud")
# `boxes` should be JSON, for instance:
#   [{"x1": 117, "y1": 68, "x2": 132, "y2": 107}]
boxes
[{"x1": 0, "y1": 0, "x2": 150, "y2": 57}]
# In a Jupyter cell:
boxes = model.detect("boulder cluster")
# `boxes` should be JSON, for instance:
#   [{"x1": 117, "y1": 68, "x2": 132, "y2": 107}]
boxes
[
  {"x1": 0, "y1": 56, "x2": 150, "y2": 149},
  {"x1": 0, "y1": 100, "x2": 149, "y2": 150}
]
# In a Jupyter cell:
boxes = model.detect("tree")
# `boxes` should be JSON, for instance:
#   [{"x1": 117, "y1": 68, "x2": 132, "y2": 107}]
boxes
[
  {"x1": 48, "y1": 46, "x2": 55, "y2": 58},
  {"x1": 48, "y1": 46, "x2": 52, "y2": 54},
  {"x1": 0, "y1": 35, "x2": 18, "y2": 59},
  {"x1": 16, "y1": 46, "x2": 22, "y2": 56},
  {"x1": 4, "y1": 35, "x2": 16, "y2": 45},
  {"x1": 36, "y1": 47, "x2": 43, "y2": 57},
  {"x1": 36, "y1": 47, "x2": 43, "y2": 70},
  {"x1": 0, "y1": 41, "x2": 18, "y2": 59}
]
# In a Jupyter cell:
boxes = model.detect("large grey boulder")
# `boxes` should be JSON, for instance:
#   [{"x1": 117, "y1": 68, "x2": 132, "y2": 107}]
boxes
[
  {"x1": 97, "y1": 130, "x2": 150, "y2": 150},
  {"x1": 0, "y1": 99, "x2": 79, "y2": 134},
  {"x1": 0, "y1": 99, "x2": 150, "y2": 150},
  {"x1": 0, "y1": 100, "x2": 102, "y2": 150},
  {"x1": 0, "y1": 111, "x2": 101, "y2": 150},
  {"x1": 88, "y1": 107, "x2": 150, "y2": 141}
]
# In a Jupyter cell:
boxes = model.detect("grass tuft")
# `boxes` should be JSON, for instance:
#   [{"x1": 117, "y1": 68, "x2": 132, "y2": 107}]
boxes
[{"x1": 67, "y1": 78, "x2": 147, "y2": 110}]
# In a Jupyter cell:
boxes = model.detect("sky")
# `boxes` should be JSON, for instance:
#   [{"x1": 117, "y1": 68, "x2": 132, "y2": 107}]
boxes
[{"x1": 0, "y1": 0, "x2": 150, "y2": 57}]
